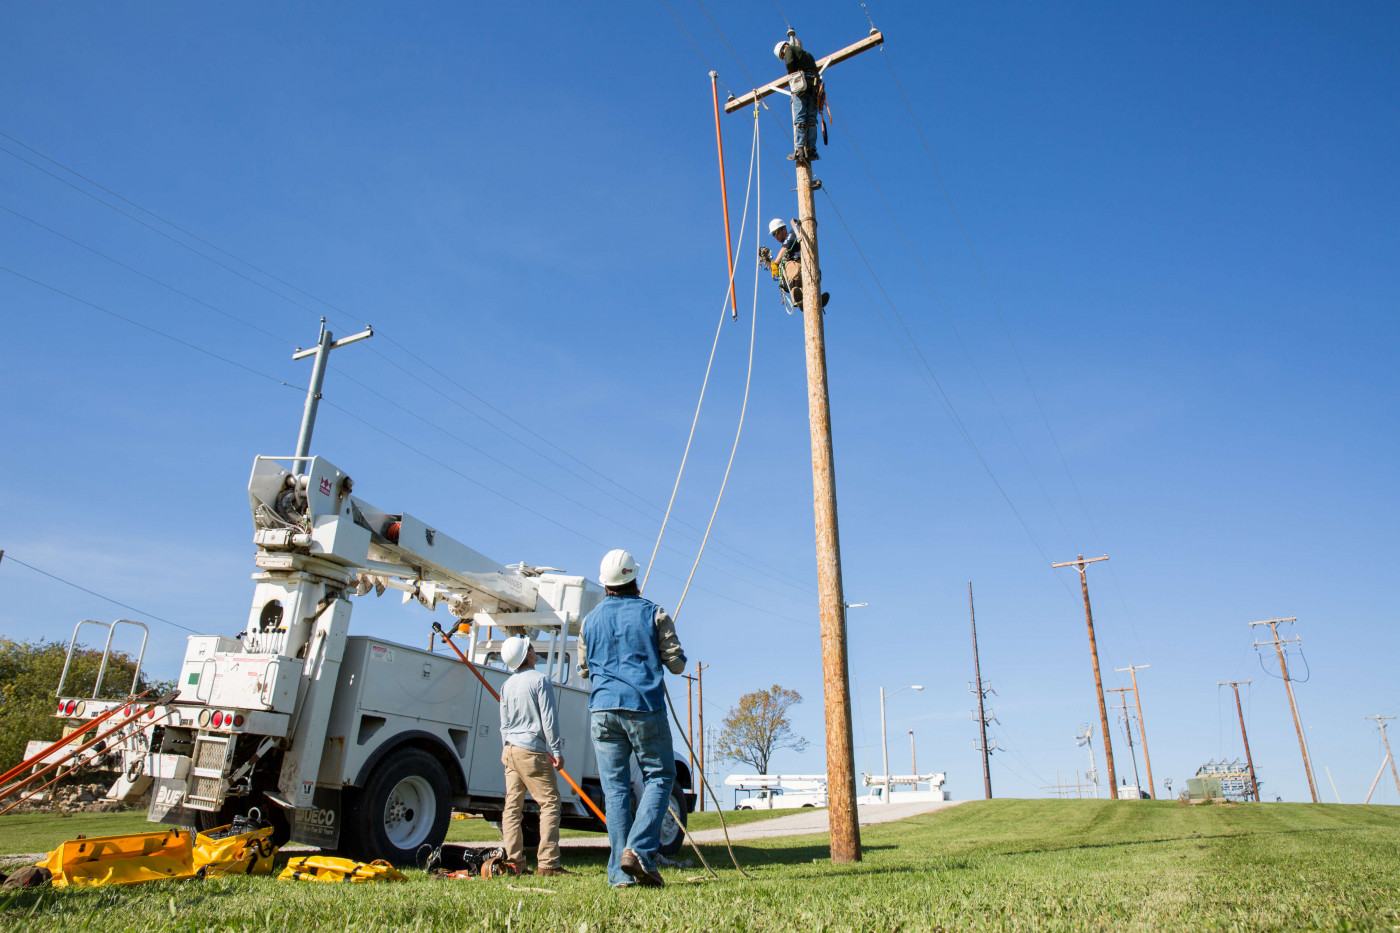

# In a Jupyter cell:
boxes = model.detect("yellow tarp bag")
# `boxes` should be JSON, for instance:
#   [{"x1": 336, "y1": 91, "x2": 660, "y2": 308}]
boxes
[
  {"x1": 278, "y1": 855, "x2": 407, "y2": 883},
  {"x1": 42, "y1": 829, "x2": 197, "y2": 888},
  {"x1": 193, "y1": 824, "x2": 278, "y2": 877}
]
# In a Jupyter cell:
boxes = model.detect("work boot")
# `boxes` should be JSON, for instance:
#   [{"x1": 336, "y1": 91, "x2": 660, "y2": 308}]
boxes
[
  {"x1": 538, "y1": 866, "x2": 575, "y2": 876},
  {"x1": 620, "y1": 848, "x2": 664, "y2": 887},
  {"x1": 791, "y1": 287, "x2": 804, "y2": 307},
  {"x1": 806, "y1": 146, "x2": 821, "y2": 161}
]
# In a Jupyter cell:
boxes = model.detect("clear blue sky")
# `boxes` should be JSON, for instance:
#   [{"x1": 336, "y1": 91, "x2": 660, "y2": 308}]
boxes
[{"x1": 2, "y1": 1, "x2": 1396, "y2": 804}]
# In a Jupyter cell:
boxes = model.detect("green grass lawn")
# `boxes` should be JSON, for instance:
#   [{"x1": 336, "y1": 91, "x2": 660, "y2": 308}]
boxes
[{"x1": 3, "y1": 800, "x2": 1399, "y2": 931}]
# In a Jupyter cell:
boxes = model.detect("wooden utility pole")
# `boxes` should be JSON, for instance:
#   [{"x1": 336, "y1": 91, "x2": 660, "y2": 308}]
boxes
[
  {"x1": 1218, "y1": 680, "x2": 1259, "y2": 801},
  {"x1": 1363, "y1": 716, "x2": 1400, "y2": 798},
  {"x1": 969, "y1": 582, "x2": 994, "y2": 800},
  {"x1": 694, "y1": 662, "x2": 709, "y2": 811},
  {"x1": 724, "y1": 25, "x2": 884, "y2": 865},
  {"x1": 682, "y1": 671, "x2": 697, "y2": 788},
  {"x1": 1108, "y1": 688, "x2": 1142, "y2": 795},
  {"x1": 1053, "y1": 555, "x2": 1117, "y2": 798},
  {"x1": 909, "y1": 730, "x2": 916, "y2": 774},
  {"x1": 1250, "y1": 617, "x2": 1318, "y2": 802},
  {"x1": 1116, "y1": 664, "x2": 1154, "y2": 798}
]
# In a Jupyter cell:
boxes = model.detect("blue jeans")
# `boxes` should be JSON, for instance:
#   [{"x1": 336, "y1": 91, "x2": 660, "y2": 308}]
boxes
[
  {"x1": 589, "y1": 709, "x2": 675, "y2": 886},
  {"x1": 792, "y1": 89, "x2": 819, "y2": 152}
]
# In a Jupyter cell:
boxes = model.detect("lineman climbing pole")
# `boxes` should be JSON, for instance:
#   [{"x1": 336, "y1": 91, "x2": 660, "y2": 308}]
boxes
[
  {"x1": 1053, "y1": 555, "x2": 1118, "y2": 798},
  {"x1": 1250, "y1": 617, "x2": 1318, "y2": 802},
  {"x1": 724, "y1": 25, "x2": 884, "y2": 865}
]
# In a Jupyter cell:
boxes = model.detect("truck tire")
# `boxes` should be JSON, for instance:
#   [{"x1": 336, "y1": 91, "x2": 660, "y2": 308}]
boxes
[
  {"x1": 344, "y1": 748, "x2": 451, "y2": 864},
  {"x1": 658, "y1": 784, "x2": 688, "y2": 857}
]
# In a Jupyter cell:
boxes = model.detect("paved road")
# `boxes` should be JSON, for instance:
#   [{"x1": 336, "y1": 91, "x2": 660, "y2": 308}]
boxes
[{"x1": 558, "y1": 798, "x2": 964, "y2": 848}]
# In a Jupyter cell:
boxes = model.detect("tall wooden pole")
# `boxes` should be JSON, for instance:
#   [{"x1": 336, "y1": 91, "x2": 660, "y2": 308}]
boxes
[
  {"x1": 1054, "y1": 555, "x2": 1116, "y2": 798},
  {"x1": 683, "y1": 671, "x2": 696, "y2": 788},
  {"x1": 695, "y1": 662, "x2": 709, "y2": 811},
  {"x1": 1219, "y1": 680, "x2": 1259, "y2": 801},
  {"x1": 969, "y1": 582, "x2": 993, "y2": 800},
  {"x1": 1251, "y1": 617, "x2": 1318, "y2": 802},
  {"x1": 1116, "y1": 664, "x2": 1154, "y2": 798},
  {"x1": 723, "y1": 26, "x2": 885, "y2": 865},
  {"x1": 1363, "y1": 716, "x2": 1400, "y2": 797}
]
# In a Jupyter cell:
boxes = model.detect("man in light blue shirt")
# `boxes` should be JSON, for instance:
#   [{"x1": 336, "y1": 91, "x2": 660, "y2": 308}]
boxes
[{"x1": 499, "y1": 635, "x2": 570, "y2": 875}]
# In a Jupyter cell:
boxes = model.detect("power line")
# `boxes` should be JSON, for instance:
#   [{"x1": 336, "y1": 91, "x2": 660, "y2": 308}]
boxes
[
  {"x1": 1, "y1": 130, "x2": 814, "y2": 597},
  {"x1": 0, "y1": 265, "x2": 301, "y2": 390},
  {"x1": 1, "y1": 553, "x2": 206, "y2": 636}
]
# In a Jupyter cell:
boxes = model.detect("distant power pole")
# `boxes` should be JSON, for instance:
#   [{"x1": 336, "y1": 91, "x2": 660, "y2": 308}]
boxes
[
  {"x1": 968, "y1": 582, "x2": 994, "y2": 799},
  {"x1": 909, "y1": 730, "x2": 916, "y2": 774},
  {"x1": 1250, "y1": 617, "x2": 1318, "y2": 802},
  {"x1": 1363, "y1": 716, "x2": 1400, "y2": 798},
  {"x1": 1108, "y1": 687, "x2": 1142, "y2": 794},
  {"x1": 694, "y1": 662, "x2": 709, "y2": 811},
  {"x1": 1115, "y1": 664, "x2": 1155, "y2": 798},
  {"x1": 1053, "y1": 555, "x2": 1117, "y2": 799},
  {"x1": 1218, "y1": 680, "x2": 1259, "y2": 801},
  {"x1": 682, "y1": 671, "x2": 697, "y2": 788},
  {"x1": 725, "y1": 25, "x2": 885, "y2": 865}
]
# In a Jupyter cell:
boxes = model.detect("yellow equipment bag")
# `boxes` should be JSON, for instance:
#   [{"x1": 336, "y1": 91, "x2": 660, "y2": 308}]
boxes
[
  {"x1": 193, "y1": 824, "x2": 278, "y2": 877},
  {"x1": 278, "y1": 855, "x2": 407, "y2": 883},
  {"x1": 42, "y1": 829, "x2": 197, "y2": 888}
]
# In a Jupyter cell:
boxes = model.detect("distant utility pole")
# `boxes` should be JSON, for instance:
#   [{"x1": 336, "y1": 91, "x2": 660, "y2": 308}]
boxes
[
  {"x1": 1053, "y1": 555, "x2": 1117, "y2": 799},
  {"x1": 909, "y1": 730, "x2": 916, "y2": 774},
  {"x1": 1218, "y1": 680, "x2": 1260, "y2": 801},
  {"x1": 292, "y1": 318, "x2": 373, "y2": 471},
  {"x1": 1251, "y1": 617, "x2": 1318, "y2": 802},
  {"x1": 1108, "y1": 688, "x2": 1142, "y2": 794},
  {"x1": 1363, "y1": 716, "x2": 1400, "y2": 799},
  {"x1": 724, "y1": 24, "x2": 885, "y2": 865},
  {"x1": 968, "y1": 582, "x2": 995, "y2": 800},
  {"x1": 1115, "y1": 664, "x2": 1155, "y2": 798},
  {"x1": 694, "y1": 662, "x2": 709, "y2": 811},
  {"x1": 682, "y1": 671, "x2": 697, "y2": 790}
]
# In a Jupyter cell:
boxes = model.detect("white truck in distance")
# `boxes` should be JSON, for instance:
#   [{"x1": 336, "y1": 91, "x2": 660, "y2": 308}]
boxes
[
  {"x1": 31, "y1": 454, "x2": 695, "y2": 863},
  {"x1": 726, "y1": 774, "x2": 828, "y2": 810}
]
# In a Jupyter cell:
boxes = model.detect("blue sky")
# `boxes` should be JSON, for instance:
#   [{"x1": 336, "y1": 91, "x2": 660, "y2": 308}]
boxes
[{"x1": 2, "y1": 1, "x2": 1396, "y2": 805}]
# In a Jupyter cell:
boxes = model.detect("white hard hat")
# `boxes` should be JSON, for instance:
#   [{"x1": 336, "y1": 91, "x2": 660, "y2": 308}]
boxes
[
  {"x1": 773, "y1": 40, "x2": 788, "y2": 59},
  {"x1": 599, "y1": 549, "x2": 638, "y2": 587},
  {"x1": 501, "y1": 635, "x2": 531, "y2": 672},
  {"x1": 769, "y1": 218, "x2": 788, "y2": 235}
]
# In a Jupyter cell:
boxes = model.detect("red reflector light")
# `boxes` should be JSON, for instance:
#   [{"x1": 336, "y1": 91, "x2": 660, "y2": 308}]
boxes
[
  {"x1": 57, "y1": 704, "x2": 66, "y2": 716},
  {"x1": 211, "y1": 711, "x2": 224, "y2": 728},
  {"x1": 147, "y1": 709, "x2": 156, "y2": 719},
  {"x1": 233, "y1": 715, "x2": 245, "y2": 727},
  {"x1": 64, "y1": 700, "x2": 76, "y2": 715}
]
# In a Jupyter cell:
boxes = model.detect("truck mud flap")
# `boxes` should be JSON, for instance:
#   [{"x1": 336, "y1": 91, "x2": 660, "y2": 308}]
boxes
[
  {"x1": 288, "y1": 786, "x2": 343, "y2": 849},
  {"x1": 149, "y1": 776, "x2": 204, "y2": 827}
]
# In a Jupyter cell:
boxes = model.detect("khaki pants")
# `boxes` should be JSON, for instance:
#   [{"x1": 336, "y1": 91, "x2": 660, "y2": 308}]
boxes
[{"x1": 501, "y1": 744, "x2": 562, "y2": 870}]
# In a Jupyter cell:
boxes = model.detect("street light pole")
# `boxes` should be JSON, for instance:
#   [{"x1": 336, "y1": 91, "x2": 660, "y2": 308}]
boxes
[{"x1": 879, "y1": 684, "x2": 923, "y2": 803}]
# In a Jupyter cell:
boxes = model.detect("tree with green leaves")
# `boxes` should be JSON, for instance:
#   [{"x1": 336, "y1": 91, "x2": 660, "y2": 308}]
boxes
[
  {"x1": 0, "y1": 638, "x2": 174, "y2": 773},
  {"x1": 714, "y1": 685, "x2": 809, "y2": 774}
]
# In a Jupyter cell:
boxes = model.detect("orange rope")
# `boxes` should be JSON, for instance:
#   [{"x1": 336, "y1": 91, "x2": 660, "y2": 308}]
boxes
[
  {"x1": 431, "y1": 623, "x2": 609, "y2": 826},
  {"x1": 711, "y1": 72, "x2": 737, "y2": 318}
]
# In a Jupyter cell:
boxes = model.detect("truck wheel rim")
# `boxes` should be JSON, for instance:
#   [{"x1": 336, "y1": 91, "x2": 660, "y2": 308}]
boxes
[
  {"x1": 383, "y1": 775, "x2": 435, "y2": 848},
  {"x1": 660, "y1": 804, "x2": 680, "y2": 845}
]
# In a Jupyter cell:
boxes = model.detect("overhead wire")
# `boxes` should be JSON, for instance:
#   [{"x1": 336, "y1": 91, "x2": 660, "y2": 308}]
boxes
[
  {"x1": 1, "y1": 554, "x2": 206, "y2": 636},
  {"x1": 1, "y1": 129, "x2": 817, "y2": 599}
]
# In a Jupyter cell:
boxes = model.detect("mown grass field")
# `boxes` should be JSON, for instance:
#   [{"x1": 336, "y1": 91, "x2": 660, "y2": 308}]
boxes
[{"x1": 3, "y1": 799, "x2": 1398, "y2": 931}]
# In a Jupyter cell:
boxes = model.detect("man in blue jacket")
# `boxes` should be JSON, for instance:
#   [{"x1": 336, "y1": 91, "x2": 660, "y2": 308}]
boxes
[{"x1": 578, "y1": 548, "x2": 687, "y2": 888}]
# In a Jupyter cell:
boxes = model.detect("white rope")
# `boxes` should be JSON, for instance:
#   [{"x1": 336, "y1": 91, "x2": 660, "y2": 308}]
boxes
[
  {"x1": 674, "y1": 113, "x2": 761, "y2": 620},
  {"x1": 641, "y1": 105, "x2": 762, "y2": 593}
]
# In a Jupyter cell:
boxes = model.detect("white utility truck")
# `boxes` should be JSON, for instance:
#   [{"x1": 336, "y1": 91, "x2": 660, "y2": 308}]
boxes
[
  {"x1": 725, "y1": 774, "x2": 828, "y2": 810},
  {"x1": 856, "y1": 772, "x2": 951, "y2": 805},
  {"x1": 32, "y1": 454, "x2": 695, "y2": 863}
]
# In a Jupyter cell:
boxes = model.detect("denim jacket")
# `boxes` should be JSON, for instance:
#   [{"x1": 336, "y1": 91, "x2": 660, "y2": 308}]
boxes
[{"x1": 578, "y1": 594, "x2": 686, "y2": 712}]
